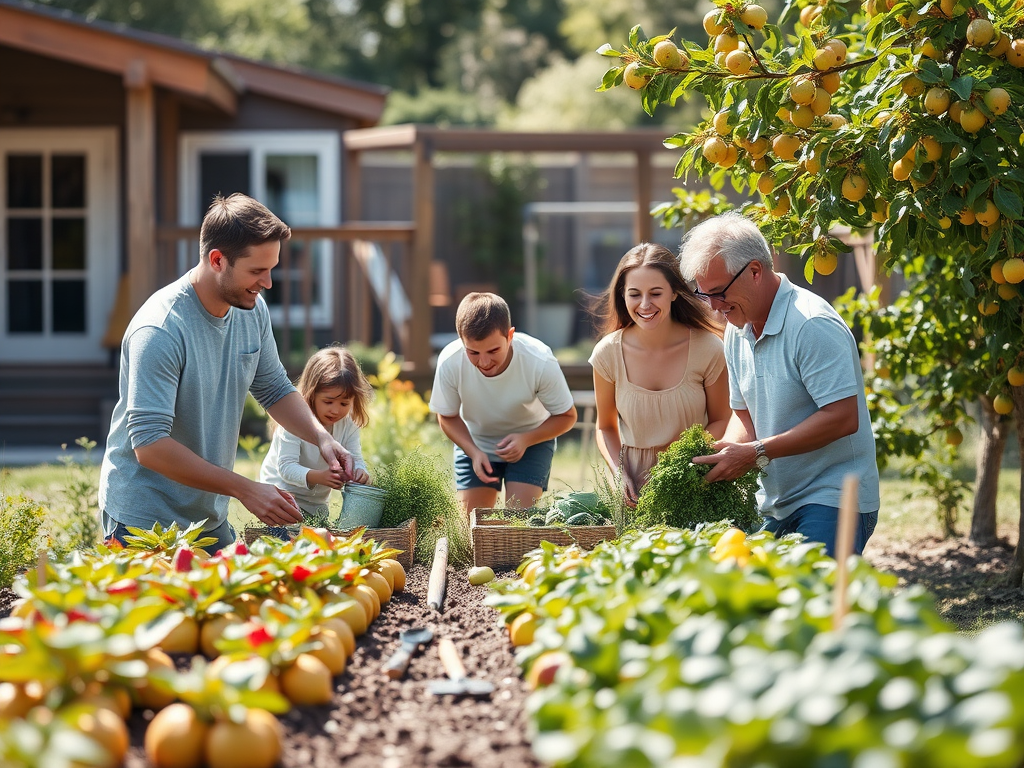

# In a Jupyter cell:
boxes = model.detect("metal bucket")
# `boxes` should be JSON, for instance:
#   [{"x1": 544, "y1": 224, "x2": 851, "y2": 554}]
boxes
[{"x1": 338, "y1": 483, "x2": 387, "y2": 528}]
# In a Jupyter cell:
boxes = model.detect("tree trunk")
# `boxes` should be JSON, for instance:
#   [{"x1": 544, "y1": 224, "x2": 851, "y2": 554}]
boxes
[
  {"x1": 970, "y1": 395, "x2": 1009, "y2": 546},
  {"x1": 1007, "y1": 385, "x2": 1024, "y2": 588}
]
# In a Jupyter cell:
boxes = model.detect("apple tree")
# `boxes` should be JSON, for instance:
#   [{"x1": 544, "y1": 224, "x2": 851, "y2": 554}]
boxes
[{"x1": 598, "y1": 0, "x2": 1024, "y2": 582}]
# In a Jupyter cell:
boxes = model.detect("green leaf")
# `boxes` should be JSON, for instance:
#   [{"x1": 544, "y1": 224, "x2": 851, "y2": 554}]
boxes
[
  {"x1": 596, "y1": 44, "x2": 620, "y2": 57},
  {"x1": 804, "y1": 255, "x2": 815, "y2": 283},
  {"x1": 598, "y1": 66, "x2": 623, "y2": 92},
  {"x1": 950, "y1": 76, "x2": 974, "y2": 101},
  {"x1": 993, "y1": 186, "x2": 1023, "y2": 220}
]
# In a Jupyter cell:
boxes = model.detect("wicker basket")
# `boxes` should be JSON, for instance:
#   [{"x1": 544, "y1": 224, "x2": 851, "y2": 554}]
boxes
[
  {"x1": 243, "y1": 517, "x2": 417, "y2": 570},
  {"x1": 470, "y1": 508, "x2": 617, "y2": 569}
]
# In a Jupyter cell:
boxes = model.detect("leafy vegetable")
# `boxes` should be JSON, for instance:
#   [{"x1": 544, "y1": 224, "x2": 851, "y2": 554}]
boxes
[{"x1": 635, "y1": 425, "x2": 761, "y2": 531}]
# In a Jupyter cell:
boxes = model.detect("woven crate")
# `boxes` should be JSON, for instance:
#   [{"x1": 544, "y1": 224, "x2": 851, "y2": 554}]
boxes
[
  {"x1": 244, "y1": 517, "x2": 417, "y2": 570},
  {"x1": 471, "y1": 508, "x2": 616, "y2": 569}
]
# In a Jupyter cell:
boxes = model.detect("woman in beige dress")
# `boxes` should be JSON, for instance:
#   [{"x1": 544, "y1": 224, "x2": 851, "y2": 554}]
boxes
[{"x1": 590, "y1": 242, "x2": 730, "y2": 505}]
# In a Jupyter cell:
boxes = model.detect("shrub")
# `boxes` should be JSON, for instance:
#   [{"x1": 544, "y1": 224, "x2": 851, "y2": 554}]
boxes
[
  {"x1": 635, "y1": 425, "x2": 761, "y2": 532},
  {"x1": 361, "y1": 352, "x2": 442, "y2": 468},
  {"x1": 375, "y1": 449, "x2": 471, "y2": 566},
  {"x1": 0, "y1": 494, "x2": 46, "y2": 588}
]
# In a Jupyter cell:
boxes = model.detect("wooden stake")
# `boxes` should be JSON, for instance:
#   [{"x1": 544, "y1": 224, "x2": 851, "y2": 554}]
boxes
[{"x1": 832, "y1": 474, "x2": 860, "y2": 631}]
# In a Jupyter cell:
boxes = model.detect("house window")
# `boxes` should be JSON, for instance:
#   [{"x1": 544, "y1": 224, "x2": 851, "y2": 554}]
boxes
[
  {"x1": 180, "y1": 132, "x2": 340, "y2": 327},
  {"x1": 0, "y1": 129, "x2": 118, "y2": 363}
]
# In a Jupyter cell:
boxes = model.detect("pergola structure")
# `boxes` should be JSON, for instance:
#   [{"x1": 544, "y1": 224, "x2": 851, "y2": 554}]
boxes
[{"x1": 341, "y1": 125, "x2": 680, "y2": 376}]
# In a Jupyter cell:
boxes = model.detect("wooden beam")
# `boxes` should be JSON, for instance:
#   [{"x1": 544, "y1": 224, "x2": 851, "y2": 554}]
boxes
[
  {"x1": 156, "y1": 223, "x2": 415, "y2": 241},
  {"x1": 126, "y1": 68, "x2": 157, "y2": 313},
  {"x1": 408, "y1": 138, "x2": 435, "y2": 373},
  {"x1": 343, "y1": 125, "x2": 676, "y2": 154},
  {"x1": 635, "y1": 149, "x2": 653, "y2": 244}
]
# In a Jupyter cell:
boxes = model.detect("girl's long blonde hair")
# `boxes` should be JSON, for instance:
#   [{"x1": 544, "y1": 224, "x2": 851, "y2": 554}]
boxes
[{"x1": 297, "y1": 346, "x2": 374, "y2": 428}]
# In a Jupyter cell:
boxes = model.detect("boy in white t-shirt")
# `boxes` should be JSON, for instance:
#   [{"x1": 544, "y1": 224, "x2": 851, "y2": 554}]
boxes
[{"x1": 429, "y1": 292, "x2": 577, "y2": 513}]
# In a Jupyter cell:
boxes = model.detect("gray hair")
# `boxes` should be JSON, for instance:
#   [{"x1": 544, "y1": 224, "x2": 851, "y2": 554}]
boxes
[{"x1": 678, "y1": 212, "x2": 774, "y2": 281}]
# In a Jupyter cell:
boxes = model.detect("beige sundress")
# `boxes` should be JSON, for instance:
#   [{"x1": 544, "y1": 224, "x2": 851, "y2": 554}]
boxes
[{"x1": 589, "y1": 327, "x2": 726, "y2": 492}]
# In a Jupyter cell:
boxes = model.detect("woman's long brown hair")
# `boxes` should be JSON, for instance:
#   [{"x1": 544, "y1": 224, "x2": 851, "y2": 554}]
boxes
[{"x1": 596, "y1": 242, "x2": 722, "y2": 337}]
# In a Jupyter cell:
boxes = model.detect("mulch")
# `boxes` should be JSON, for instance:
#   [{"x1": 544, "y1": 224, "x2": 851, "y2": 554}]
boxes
[{"x1": 0, "y1": 566, "x2": 540, "y2": 768}]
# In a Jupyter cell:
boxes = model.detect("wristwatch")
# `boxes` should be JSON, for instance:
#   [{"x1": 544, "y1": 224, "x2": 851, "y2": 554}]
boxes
[{"x1": 753, "y1": 440, "x2": 770, "y2": 472}]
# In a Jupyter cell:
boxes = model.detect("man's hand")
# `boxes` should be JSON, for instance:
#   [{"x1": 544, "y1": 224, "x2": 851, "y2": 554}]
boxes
[
  {"x1": 239, "y1": 481, "x2": 304, "y2": 526},
  {"x1": 691, "y1": 441, "x2": 758, "y2": 483},
  {"x1": 471, "y1": 450, "x2": 498, "y2": 484},
  {"x1": 317, "y1": 434, "x2": 354, "y2": 479},
  {"x1": 308, "y1": 468, "x2": 346, "y2": 490},
  {"x1": 350, "y1": 468, "x2": 371, "y2": 485},
  {"x1": 495, "y1": 433, "x2": 529, "y2": 463}
]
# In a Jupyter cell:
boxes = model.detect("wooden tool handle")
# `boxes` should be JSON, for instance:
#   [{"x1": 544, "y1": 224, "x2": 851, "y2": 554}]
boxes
[
  {"x1": 427, "y1": 536, "x2": 449, "y2": 612},
  {"x1": 437, "y1": 637, "x2": 466, "y2": 681},
  {"x1": 832, "y1": 474, "x2": 860, "y2": 631},
  {"x1": 382, "y1": 645, "x2": 414, "y2": 680}
]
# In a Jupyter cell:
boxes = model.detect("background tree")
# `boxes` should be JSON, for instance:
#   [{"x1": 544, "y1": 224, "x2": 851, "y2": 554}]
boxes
[{"x1": 599, "y1": 0, "x2": 1024, "y2": 581}]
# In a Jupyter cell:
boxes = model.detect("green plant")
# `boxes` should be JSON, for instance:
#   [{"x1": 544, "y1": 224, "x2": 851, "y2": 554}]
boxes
[
  {"x1": 536, "y1": 270, "x2": 577, "y2": 303},
  {"x1": 374, "y1": 449, "x2": 470, "y2": 566},
  {"x1": 238, "y1": 435, "x2": 269, "y2": 464},
  {"x1": 57, "y1": 437, "x2": 101, "y2": 552},
  {"x1": 635, "y1": 425, "x2": 761, "y2": 531},
  {"x1": 361, "y1": 352, "x2": 440, "y2": 468},
  {"x1": 0, "y1": 494, "x2": 45, "y2": 588}
]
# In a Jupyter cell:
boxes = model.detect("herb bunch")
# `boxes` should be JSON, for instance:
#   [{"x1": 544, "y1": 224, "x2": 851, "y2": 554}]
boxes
[{"x1": 635, "y1": 425, "x2": 761, "y2": 532}]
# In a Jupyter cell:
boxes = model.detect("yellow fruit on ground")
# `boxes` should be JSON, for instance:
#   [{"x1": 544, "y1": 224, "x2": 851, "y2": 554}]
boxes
[
  {"x1": 321, "y1": 617, "x2": 356, "y2": 658},
  {"x1": 703, "y1": 136, "x2": 728, "y2": 164},
  {"x1": 772, "y1": 134, "x2": 801, "y2": 160},
  {"x1": 924, "y1": 87, "x2": 950, "y2": 116},
  {"x1": 280, "y1": 654, "x2": 334, "y2": 706},
  {"x1": 998, "y1": 283, "x2": 1019, "y2": 300},
  {"x1": 740, "y1": 4, "x2": 768, "y2": 29},
  {"x1": 820, "y1": 71, "x2": 841, "y2": 94},
  {"x1": 355, "y1": 583, "x2": 381, "y2": 619},
  {"x1": 814, "y1": 251, "x2": 839, "y2": 275},
  {"x1": 703, "y1": 9, "x2": 726, "y2": 35},
  {"x1": 160, "y1": 614, "x2": 200, "y2": 655},
  {"x1": 892, "y1": 157, "x2": 914, "y2": 182},
  {"x1": 309, "y1": 629, "x2": 347, "y2": 676},
  {"x1": 652, "y1": 40, "x2": 682, "y2": 69},
  {"x1": 959, "y1": 106, "x2": 987, "y2": 133},
  {"x1": 790, "y1": 78, "x2": 816, "y2": 105},
  {"x1": 945, "y1": 427, "x2": 964, "y2": 446},
  {"x1": 810, "y1": 88, "x2": 831, "y2": 116},
  {"x1": 713, "y1": 111, "x2": 733, "y2": 136},
  {"x1": 901, "y1": 75, "x2": 925, "y2": 97},
  {"x1": 0, "y1": 681, "x2": 46, "y2": 722},
  {"x1": 1002, "y1": 257, "x2": 1024, "y2": 284},
  {"x1": 509, "y1": 612, "x2": 537, "y2": 647},
  {"x1": 468, "y1": 566, "x2": 496, "y2": 585},
  {"x1": 623, "y1": 62, "x2": 650, "y2": 90},
  {"x1": 842, "y1": 173, "x2": 869, "y2": 202},
  {"x1": 145, "y1": 703, "x2": 209, "y2": 768},
  {"x1": 200, "y1": 613, "x2": 243, "y2": 659},
  {"x1": 769, "y1": 194, "x2": 791, "y2": 217},
  {"x1": 380, "y1": 559, "x2": 406, "y2": 591},
  {"x1": 967, "y1": 18, "x2": 995, "y2": 48},
  {"x1": 1008, "y1": 366, "x2": 1024, "y2": 387},
  {"x1": 976, "y1": 199, "x2": 1000, "y2": 226},
  {"x1": 984, "y1": 87, "x2": 1011, "y2": 115},
  {"x1": 993, "y1": 394, "x2": 1015, "y2": 414},
  {"x1": 717, "y1": 528, "x2": 747, "y2": 549},
  {"x1": 725, "y1": 49, "x2": 752, "y2": 75},
  {"x1": 327, "y1": 595, "x2": 368, "y2": 636},
  {"x1": 526, "y1": 651, "x2": 571, "y2": 690},
  {"x1": 135, "y1": 649, "x2": 177, "y2": 711},
  {"x1": 80, "y1": 683, "x2": 132, "y2": 720},
  {"x1": 375, "y1": 564, "x2": 396, "y2": 591},
  {"x1": 715, "y1": 33, "x2": 739, "y2": 54},
  {"x1": 64, "y1": 704, "x2": 129, "y2": 768},
  {"x1": 205, "y1": 709, "x2": 282, "y2": 768},
  {"x1": 364, "y1": 571, "x2": 393, "y2": 604},
  {"x1": 341, "y1": 587, "x2": 375, "y2": 627}
]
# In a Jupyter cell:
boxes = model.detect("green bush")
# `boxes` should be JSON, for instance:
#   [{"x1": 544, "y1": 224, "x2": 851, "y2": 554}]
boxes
[
  {"x1": 635, "y1": 424, "x2": 761, "y2": 531},
  {"x1": 0, "y1": 494, "x2": 46, "y2": 588},
  {"x1": 375, "y1": 449, "x2": 471, "y2": 566}
]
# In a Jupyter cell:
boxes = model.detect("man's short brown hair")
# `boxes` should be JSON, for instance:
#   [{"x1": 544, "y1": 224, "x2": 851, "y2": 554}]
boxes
[
  {"x1": 455, "y1": 292, "x2": 512, "y2": 340},
  {"x1": 199, "y1": 193, "x2": 291, "y2": 266}
]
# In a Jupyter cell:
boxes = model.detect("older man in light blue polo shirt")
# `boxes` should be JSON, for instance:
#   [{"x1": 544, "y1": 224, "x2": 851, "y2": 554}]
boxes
[{"x1": 678, "y1": 212, "x2": 879, "y2": 557}]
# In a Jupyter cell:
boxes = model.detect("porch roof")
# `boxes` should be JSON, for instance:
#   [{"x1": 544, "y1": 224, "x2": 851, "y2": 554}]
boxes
[{"x1": 0, "y1": 0, "x2": 388, "y2": 124}]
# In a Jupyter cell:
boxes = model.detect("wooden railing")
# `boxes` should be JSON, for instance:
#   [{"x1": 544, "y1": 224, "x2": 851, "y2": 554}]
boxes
[{"x1": 155, "y1": 223, "x2": 418, "y2": 369}]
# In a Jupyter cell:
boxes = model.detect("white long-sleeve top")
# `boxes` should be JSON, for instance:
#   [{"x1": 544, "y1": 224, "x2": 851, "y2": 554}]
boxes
[{"x1": 259, "y1": 417, "x2": 368, "y2": 516}]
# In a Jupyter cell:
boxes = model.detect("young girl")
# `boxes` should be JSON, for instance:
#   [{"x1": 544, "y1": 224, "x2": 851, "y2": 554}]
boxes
[
  {"x1": 590, "y1": 243, "x2": 731, "y2": 506},
  {"x1": 260, "y1": 346, "x2": 373, "y2": 518}
]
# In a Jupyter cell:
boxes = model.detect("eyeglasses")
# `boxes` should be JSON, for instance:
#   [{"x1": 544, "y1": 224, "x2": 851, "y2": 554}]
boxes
[{"x1": 693, "y1": 261, "x2": 752, "y2": 303}]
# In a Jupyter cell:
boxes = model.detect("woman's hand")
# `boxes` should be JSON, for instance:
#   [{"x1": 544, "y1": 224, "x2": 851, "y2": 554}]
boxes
[{"x1": 622, "y1": 472, "x2": 639, "y2": 508}]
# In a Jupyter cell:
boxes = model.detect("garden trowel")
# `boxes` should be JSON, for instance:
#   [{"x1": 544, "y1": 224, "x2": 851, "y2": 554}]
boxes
[{"x1": 429, "y1": 637, "x2": 494, "y2": 697}]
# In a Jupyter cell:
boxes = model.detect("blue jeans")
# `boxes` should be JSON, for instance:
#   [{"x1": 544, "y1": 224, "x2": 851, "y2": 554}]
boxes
[
  {"x1": 101, "y1": 510, "x2": 236, "y2": 555},
  {"x1": 761, "y1": 504, "x2": 878, "y2": 558},
  {"x1": 454, "y1": 439, "x2": 556, "y2": 492}
]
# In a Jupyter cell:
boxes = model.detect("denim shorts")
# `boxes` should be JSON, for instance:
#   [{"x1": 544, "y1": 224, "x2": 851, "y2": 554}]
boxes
[
  {"x1": 761, "y1": 503, "x2": 878, "y2": 558},
  {"x1": 101, "y1": 509, "x2": 236, "y2": 555},
  {"x1": 454, "y1": 439, "x2": 555, "y2": 492}
]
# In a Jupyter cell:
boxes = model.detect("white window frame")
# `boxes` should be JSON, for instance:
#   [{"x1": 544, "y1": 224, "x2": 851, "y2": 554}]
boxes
[
  {"x1": 179, "y1": 131, "x2": 340, "y2": 327},
  {"x1": 0, "y1": 128, "x2": 119, "y2": 363}
]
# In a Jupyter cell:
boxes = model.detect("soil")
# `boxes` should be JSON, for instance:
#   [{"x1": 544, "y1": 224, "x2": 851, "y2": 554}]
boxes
[{"x1": 0, "y1": 536, "x2": 1019, "y2": 767}]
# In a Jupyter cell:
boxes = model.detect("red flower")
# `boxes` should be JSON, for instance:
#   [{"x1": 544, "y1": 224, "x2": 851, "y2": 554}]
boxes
[
  {"x1": 291, "y1": 565, "x2": 312, "y2": 582},
  {"x1": 107, "y1": 578, "x2": 138, "y2": 597},
  {"x1": 233, "y1": 542, "x2": 249, "y2": 556},
  {"x1": 246, "y1": 626, "x2": 273, "y2": 648},
  {"x1": 65, "y1": 609, "x2": 91, "y2": 623},
  {"x1": 173, "y1": 548, "x2": 195, "y2": 572},
  {"x1": 342, "y1": 572, "x2": 355, "y2": 582}
]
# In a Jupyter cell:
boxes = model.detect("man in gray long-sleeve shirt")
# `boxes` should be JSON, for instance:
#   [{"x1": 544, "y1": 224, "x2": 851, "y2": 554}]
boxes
[{"x1": 99, "y1": 193, "x2": 353, "y2": 551}]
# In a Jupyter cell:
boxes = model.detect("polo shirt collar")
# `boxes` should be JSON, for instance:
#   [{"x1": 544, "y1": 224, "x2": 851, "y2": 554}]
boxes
[{"x1": 743, "y1": 272, "x2": 793, "y2": 341}]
